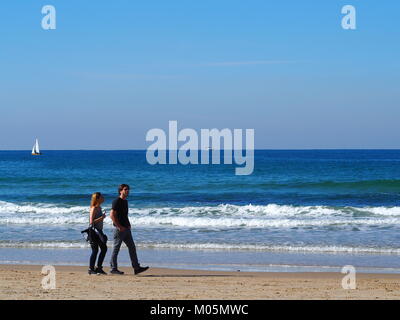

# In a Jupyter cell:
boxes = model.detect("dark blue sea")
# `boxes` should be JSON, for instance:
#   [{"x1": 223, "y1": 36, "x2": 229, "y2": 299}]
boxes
[{"x1": 1, "y1": 150, "x2": 400, "y2": 272}]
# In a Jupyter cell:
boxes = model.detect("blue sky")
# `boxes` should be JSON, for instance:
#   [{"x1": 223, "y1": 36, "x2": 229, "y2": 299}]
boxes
[{"x1": 0, "y1": 0, "x2": 399, "y2": 149}]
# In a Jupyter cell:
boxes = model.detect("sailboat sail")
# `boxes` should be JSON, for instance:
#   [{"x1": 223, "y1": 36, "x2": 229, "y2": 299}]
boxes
[
  {"x1": 32, "y1": 139, "x2": 41, "y2": 155},
  {"x1": 35, "y1": 139, "x2": 40, "y2": 154}
]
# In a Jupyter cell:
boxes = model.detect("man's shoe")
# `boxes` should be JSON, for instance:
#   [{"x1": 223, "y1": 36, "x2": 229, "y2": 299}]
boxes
[
  {"x1": 88, "y1": 269, "x2": 98, "y2": 275},
  {"x1": 95, "y1": 267, "x2": 107, "y2": 275},
  {"x1": 134, "y1": 266, "x2": 149, "y2": 275},
  {"x1": 110, "y1": 269, "x2": 124, "y2": 275}
]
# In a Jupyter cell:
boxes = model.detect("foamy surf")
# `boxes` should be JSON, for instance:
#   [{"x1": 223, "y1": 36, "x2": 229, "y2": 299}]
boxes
[
  {"x1": 1, "y1": 240, "x2": 399, "y2": 254},
  {"x1": 1, "y1": 201, "x2": 400, "y2": 230}
]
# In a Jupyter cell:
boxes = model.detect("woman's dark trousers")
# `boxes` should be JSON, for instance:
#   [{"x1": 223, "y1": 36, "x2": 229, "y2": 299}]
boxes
[{"x1": 90, "y1": 235, "x2": 107, "y2": 270}]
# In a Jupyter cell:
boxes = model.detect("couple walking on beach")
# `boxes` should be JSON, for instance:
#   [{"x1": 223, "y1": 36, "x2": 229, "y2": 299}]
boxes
[{"x1": 87, "y1": 184, "x2": 149, "y2": 275}]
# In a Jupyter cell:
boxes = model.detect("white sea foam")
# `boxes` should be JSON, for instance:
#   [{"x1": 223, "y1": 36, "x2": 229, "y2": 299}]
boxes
[
  {"x1": 148, "y1": 243, "x2": 400, "y2": 254},
  {"x1": 0, "y1": 241, "x2": 89, "y2": 249},
  {"x1": 0, "y1": 201, "x2": 88, "y2": 216},
  {"x1": 1, "y1": 200, "x2": 400, "y2": 229},
  {"x1": 1, "y1": 240, "x2": 399, "y2": 254}
]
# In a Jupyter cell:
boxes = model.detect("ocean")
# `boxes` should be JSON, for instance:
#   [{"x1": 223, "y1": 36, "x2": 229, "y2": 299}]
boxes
[{"x1": 1, "y1": 150, "x2": 400, "y2": 273}]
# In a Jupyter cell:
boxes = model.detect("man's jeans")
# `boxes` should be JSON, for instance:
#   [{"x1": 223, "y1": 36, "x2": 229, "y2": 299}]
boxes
[{"x1": 110, "y1": 228, "x2": 140, "y2": 270}]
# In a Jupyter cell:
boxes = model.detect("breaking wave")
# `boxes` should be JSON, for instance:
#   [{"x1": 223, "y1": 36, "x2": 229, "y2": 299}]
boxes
[
  {"x1": 1, "y1": 201, "x2": 400, "y2": 230},
  {"x1": 1, "y1": 240, "x2": 399, "y2": 254}
]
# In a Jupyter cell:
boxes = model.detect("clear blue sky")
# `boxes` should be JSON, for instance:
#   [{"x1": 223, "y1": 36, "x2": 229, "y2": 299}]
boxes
[{"x1": 0, "y1": 0, "x2": 399, "y2": 149}]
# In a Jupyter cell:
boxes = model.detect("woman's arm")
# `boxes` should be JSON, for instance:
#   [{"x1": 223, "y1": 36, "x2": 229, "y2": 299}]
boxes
[
  {"x1": 90, "y1": 207, "x2": 105, "y2": 225},
  {"x1": 89, "y1": 207, "x2": 96, "y2": 225}
]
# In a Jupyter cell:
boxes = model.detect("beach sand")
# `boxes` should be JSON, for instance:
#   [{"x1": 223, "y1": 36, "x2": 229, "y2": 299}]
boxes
[{"x1": 1, "y1": 264, "x2": 400, "y2": 300}]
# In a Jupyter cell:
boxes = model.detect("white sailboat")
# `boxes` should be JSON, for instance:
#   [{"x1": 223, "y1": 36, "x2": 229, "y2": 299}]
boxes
[{"x1": 32, "y1": 138, "x2": 41, "y2": 155}]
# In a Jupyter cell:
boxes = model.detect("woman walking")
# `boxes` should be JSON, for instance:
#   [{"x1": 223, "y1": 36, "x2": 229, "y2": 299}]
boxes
[{"x1": 88, "y1": 192, "x2": 108, "y2": 275}]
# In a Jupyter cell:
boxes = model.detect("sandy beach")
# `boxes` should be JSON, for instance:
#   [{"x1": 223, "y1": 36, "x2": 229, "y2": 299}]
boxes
[{"x1": 0, "y1": 264, "x2": 399, "y2": 300}]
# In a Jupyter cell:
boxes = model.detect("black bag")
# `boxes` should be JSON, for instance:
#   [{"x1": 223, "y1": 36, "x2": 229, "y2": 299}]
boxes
[
  {"x1": 81, "y1": 224, "x2": 108, "y2": 245},
  {"x1": 81, "y1": 225, "x2": 97, "y2": 243}
]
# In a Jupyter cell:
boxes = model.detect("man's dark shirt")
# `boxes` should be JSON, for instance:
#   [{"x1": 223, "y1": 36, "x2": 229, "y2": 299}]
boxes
[{"x1": 112, "y1": 197, "x2": 131, "y2": 228}]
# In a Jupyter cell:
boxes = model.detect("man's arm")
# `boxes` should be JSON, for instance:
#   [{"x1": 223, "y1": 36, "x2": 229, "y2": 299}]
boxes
[{"x1": 110, "y1": 209, "x2": 126, "y2": 231}]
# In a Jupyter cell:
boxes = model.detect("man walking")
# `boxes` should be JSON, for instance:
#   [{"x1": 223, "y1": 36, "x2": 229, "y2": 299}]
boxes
[{"x1": 110, "y1": 184, "x2": 149, "y2": 275}]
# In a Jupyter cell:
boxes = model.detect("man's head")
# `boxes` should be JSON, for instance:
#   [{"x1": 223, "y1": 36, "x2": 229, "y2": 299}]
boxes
[{"x1": 118, "y1": 184, "x2": 130, "y2": 199}]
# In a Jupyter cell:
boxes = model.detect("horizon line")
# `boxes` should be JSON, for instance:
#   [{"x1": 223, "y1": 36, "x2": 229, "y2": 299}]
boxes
[{"x1": 3, "y1": 148, "x2": 400, "y2": 151}]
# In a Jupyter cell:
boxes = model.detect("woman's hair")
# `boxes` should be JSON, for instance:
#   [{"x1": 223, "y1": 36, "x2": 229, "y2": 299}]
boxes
[{"x1": 90, "y1": 192, "x2": 103, "y2": 208}]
